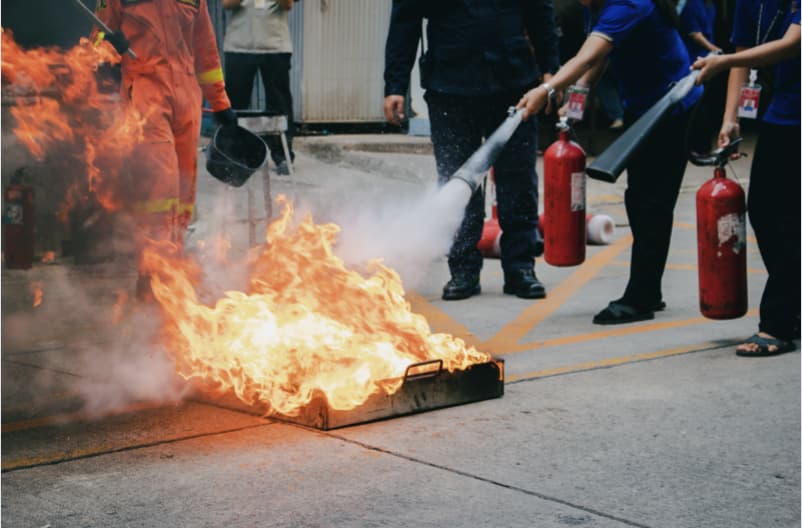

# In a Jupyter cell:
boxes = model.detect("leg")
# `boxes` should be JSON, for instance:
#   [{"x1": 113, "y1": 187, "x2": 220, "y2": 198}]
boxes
[
  {"x1": 425, "y1": 91, "x2": 485, "y2": 278},
  {"x1": 224, "y1": 52, "x2": 259, "y2": 111},
  {"x1": 483, "y1": 93, "x2": 545, "y2": 299},
  {"x1": 173, "y1": 79, "x2": 203, "y2": 247},
  {"x1": 259, "y1": 53, "x2": 295, "y2": 166},
  {"x1": 620, "y1": 109, "x2": 690, "y2": 308},
  {"x1": 594, "y1": 108, "x2": 690, "y2": 324},
  {"x1": 594, "y1": 69, "x2": 624, "y2": 125},
  {"x1": 745, "y1": 122, "x2": 801, "y2": 346},
  {"x1": 120, "y1": 76, "x2": 181, "y2": 300}
]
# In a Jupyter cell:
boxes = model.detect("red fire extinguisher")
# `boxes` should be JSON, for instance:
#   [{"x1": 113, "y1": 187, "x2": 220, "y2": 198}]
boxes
[
  {"x1": 3, "y1": 172, "x2": 35, "y2": 270},
  {"x1": 543, "y1": 118, "x2": 586, "y2": 266},
  {"x1": 478, "y1": 168, "x2": 502, "y2": 258},
  {"x1": 691, "y1": 139, "x2": 747, "y2": 319}
]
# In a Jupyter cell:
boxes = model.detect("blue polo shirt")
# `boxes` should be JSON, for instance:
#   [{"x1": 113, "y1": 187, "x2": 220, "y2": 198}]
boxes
[
  {"x1": 680, "y1": 0, "x2": 717, "y2": 59},
  {"x1": 732, "y1": 0, "x2": 800, "y2": 125},
  {"x1": 588, "y1": 0, "x2": 703, "y2": 116}
]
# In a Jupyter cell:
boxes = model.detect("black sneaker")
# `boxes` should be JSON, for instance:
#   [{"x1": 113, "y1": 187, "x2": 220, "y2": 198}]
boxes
[
  {"x1": 275, "y1": 161, "x2": 290, "y2": 176},
  {"x1": 503, "y1": 269, "x2": 546, "y2": 299},
  {"x1": 442, "y1": 272, "x2": 481, "y2": 301}
]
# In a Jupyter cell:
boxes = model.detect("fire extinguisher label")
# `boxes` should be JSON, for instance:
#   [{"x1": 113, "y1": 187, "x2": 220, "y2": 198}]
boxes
[
  {"x1": 717, "y1": 213, "x2": 746, "y2": 253},
  {"x1": 3, "y1": 203, "x2": 23, "y2": 225},
  {"x1": 571, "y1": 172, "x2": 585, "y2": 212}
]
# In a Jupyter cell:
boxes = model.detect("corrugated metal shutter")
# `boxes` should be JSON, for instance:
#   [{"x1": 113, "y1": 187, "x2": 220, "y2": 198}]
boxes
[{"x1": 293, "y1": 0, "x2": 392, "y2": 123}]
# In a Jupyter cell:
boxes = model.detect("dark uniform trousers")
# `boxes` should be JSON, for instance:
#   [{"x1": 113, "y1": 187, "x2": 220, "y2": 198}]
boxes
[
  {"x1": 426, "y1": 90, "x2": 541, "y2": 276},
  {"x1": 749, "y1": 122, "x2": 801, "y2": 341},
  {"x1": 621, "y1": 106, "x2": 694, "y2": 308}
]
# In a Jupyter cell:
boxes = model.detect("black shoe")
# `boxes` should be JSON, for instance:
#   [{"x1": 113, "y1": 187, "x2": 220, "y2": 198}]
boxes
[
  {"x1": 503, "y1": 269, "x2": 546, "y2": 299},
  {"x1": 592, "y1": 298, "x2": 665, "y2": 325},
  {"x1": 442, "y1": 273, "x2": 481, "y2": 301},
  {"x1": 275, "y1": 161, "x2": 290, "y2": 176}
]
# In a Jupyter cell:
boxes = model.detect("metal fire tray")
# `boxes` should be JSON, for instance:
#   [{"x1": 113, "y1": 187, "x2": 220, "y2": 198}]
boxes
[{"x1": 275, "y1": 358, "x2": 504, "y2": 430}]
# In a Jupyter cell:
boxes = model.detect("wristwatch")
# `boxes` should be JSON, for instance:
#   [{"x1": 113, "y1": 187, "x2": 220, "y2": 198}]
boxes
[{"x1": 539, "y1": 82, "x2": 556, "y2": 99}]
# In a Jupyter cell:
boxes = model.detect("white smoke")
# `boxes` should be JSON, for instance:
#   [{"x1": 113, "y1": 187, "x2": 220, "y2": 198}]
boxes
[{"x1": 325, "y1": 180, "x2": 472, "y2": 288}]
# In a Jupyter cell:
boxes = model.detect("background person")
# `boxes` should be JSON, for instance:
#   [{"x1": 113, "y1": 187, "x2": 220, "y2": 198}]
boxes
[
  {"x1": 692, "y1": 1, "x2": 800, "y2": 356},
  {"x1": 93, "y1": 0, "x2": 237, "y2": 299},
  {"x1": 383, "y1": 0, "x2": 560, "y2": 301},
  {"x1": 680, "y1": 0, "x2": 726, "y2": 153},
  {"x1": 517, "y1": 0, "x2": 703, "y2": 325},
  {"x1": 223, "y1": 0, "x2": 296, "y2": 175}
]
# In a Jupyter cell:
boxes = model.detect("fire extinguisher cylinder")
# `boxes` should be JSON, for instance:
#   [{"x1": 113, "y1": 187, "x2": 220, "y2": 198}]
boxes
[
  {"x1": 696, "y1": 166, "x2": 748, "y2": 319},
  {"x1": 3, "y1": 181, "x2": 35, "y2": 270},
  {"x1": 543, "y1": 122, "x2": 586, "y2": 266}
]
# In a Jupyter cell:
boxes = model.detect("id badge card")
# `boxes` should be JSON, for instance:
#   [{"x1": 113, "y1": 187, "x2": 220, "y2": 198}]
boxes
[
  {"x1": 254, "y1": 0, "x2": 267, "y2": 9},
  {"x1": 565, "y1": 85, "x2": 589, "y2": 121},
  {"x1": 737, "y1": 84, "x2": 761, "y2": 119}
]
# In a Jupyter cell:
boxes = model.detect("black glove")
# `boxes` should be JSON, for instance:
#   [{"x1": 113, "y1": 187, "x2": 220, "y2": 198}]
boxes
[
  {"x1": 106, "y1": 31, "x2": 130, "y2": 56},
  {"x1": 214, "y1": 108, "x2": 238, "y2": 127}
]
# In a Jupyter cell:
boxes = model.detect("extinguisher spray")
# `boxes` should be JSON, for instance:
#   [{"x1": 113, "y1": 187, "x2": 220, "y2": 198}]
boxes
[
  {"x1": 543, "y1": 117, "x2": 587, "y2": 266},
  {"x1": 690, "y1": 138, "x2": 748, "y2": 319},
  {"x1": 3, "y1": 168, "x2": 35, "y2": 270}
]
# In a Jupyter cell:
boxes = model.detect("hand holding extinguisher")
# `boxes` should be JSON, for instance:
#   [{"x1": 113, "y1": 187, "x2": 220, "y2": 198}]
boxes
[{"x1": 690, "y1": 137, "x2": 748, "y2": 320}]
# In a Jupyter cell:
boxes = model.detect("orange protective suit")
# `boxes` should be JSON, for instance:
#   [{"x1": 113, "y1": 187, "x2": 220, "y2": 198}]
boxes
[{"x1": 94, "y1": 0, "x2": 231, "y2": 252}]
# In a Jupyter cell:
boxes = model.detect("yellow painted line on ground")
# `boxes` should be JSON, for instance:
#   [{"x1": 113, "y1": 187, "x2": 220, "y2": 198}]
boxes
[
  {"x1": 493, "y1": 308, "x2": 758, "y2": 355},
  {"x1": 480, "y1": 235, "x2": 632, "y2": 354},
  {"x1": 407, "y1": 291, "x2": 481, "y2": 348},
  {"x1": 610, "y1": 260, "x2": 766, "y2": 275},
  {"x1": 506, "y1": 339, "x2": 740, "y2": 383},
  {"x1": 673, "y1": 221, "x2": 695, "y2": 229},
  {"x1": 2, "y1": 402, "x2": 164, "y2": 434}
]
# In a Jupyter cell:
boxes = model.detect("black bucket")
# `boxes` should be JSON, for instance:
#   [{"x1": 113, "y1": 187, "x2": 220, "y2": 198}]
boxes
[{"x1": 205, "y1": 125, "x2": 268, "y2": 187}]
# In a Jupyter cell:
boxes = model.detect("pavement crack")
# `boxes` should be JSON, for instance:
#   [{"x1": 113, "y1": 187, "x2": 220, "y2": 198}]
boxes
[{"x1": 323, "y1": 432, "x2": 653, "y2": 528}]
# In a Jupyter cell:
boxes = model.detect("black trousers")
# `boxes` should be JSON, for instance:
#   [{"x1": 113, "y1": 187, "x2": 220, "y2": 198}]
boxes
[
  {"x1": 749, "y1": 121, "x2": 801, "y2": 341},
  {"x1": 425, "y1": 90, "x2": 541, "y2": 275},
  {"x1": 620, "y1": 107, "x2": 694, "y2": 308},
  {"x1": 224, "y1": 52, "x2": 294, "y2": 165}
]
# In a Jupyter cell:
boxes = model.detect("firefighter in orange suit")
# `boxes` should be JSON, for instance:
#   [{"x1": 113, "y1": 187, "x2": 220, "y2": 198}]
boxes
[{"x1": 93, "y1": 0, "x2": 237, "y2": 297}]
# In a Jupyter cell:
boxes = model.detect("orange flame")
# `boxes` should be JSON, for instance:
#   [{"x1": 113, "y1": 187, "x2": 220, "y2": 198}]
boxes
[
  {"x1": 1, "y1": 30, "x2": 147, "y2": 218},
  {"x1": 31, "y1": 282, "x2": 43, "y2": 308},
  {"x1": 142, "y1": 196, "x2": 491, "y2": 416},
  {"x1": 41, "y1": 251, "x2": 55, "y2": 263}
]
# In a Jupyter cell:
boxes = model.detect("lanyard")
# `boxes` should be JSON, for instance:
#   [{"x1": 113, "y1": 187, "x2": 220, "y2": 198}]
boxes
[{"x1": 755, "y1": 1, "x2": 787, "y2": 45}]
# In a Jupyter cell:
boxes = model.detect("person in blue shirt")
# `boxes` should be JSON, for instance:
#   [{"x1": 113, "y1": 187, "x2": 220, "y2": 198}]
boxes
[
  {"x1": 384, "y1": 0, "x2": 560, "y2": 301},
  {"x1": 518, "y1": 0, "x2": 703, "y2": 324},
  {"x1": 692, "y1": 1, "x2": 800, "y2": 356},
  {"x1": 680, "y1": 0, "x2": 724, "y2": 153},
  {"x1": 680, "y1": 0, "x2": 721, "y2": 59}
]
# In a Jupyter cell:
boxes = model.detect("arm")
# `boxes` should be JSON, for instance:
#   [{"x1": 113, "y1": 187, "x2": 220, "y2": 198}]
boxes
[
  {"x1": 194, "y1": 0, "x2": 232, "y2": 112},
  {"x1": 91, "y1": 0, "x2": 121, "y2": 47},
  {"x1": 688, "y1": 31, "x2": 722, "y2": 53},
  {"x1": 383, "y1": 0, "x2": 423, "y2": 124},
  {"x1": 692, "y1": 23, "x2": 801, "y2": 83},
  {"x1": 517, "y1": 34, "x2": 613, "y2": 119}
]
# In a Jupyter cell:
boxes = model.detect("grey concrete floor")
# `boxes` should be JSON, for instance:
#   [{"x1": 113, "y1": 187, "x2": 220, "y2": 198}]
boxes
[{"x1": 2, "y1": 131, "x2": 799, "y2": 528}]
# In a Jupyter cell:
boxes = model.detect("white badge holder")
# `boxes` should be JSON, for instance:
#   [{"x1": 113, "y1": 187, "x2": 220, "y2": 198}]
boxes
[{"x1": 737, "y1": 69, "x2": 762, "y2": 119}]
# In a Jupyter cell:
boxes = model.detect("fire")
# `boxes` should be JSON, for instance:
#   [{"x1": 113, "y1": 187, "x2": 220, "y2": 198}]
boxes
[
  {"x1": 41, "y1": 251, "x2": 55, "y2": 263},
  {"x1": 31, "y1": 282, "x2": 43, "y2": 308},
  {"x1": 142, "y1": 196, "x2": 491, "y2": 416},
  {"x1": 1, "y1": 30, "x2": 147, "y2": 218}
]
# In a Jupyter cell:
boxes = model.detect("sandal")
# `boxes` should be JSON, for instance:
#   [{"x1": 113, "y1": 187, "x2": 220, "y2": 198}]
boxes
[
  {"x1": 736, "y1": 333, "x2": 796, "y2": 357},
  {"x1": 593, "y1": 300, "x2": 656, "y2": 325}
]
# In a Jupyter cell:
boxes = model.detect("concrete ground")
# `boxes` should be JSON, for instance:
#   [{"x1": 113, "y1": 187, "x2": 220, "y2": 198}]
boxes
[{"x1": 2, "y1": 130, "x2": 799, "y2": 528}]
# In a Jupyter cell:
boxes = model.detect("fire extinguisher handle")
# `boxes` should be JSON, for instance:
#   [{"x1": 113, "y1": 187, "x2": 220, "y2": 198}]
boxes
[{"x1": 689, "y1": 137, "x2": 744, "y2": 167}]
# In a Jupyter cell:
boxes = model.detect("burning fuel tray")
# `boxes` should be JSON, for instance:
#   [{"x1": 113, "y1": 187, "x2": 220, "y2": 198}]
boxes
[{"x1": 275, "y1": 358, "x2": 504, "y2": 430}]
